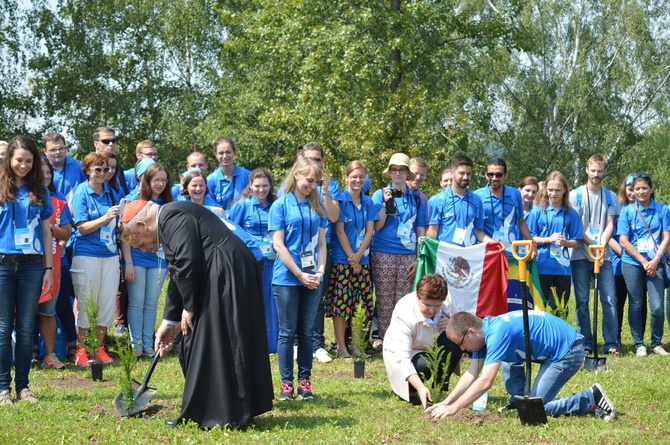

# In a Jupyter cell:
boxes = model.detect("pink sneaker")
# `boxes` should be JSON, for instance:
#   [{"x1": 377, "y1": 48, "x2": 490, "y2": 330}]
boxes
[{"x1": 42, "y1": 353, "x2": 65, "y2": 370}]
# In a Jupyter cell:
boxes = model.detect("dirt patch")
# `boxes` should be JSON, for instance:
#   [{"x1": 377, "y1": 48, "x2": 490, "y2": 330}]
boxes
[
  {"x1": 49, "y1": 375, "x2": 116, "y2": 389},
  {"x1": 428, "y1": 408, "x2": 503, "y2": 426}
]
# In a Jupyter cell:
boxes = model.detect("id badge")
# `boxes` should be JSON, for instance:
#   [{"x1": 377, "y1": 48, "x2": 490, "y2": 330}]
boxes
[
  {"x1": 100, "y1": 225, "x2": 112, "y2": 244},
  {"x1": 492, "y1": 229, "x2": 505, "y2": 243},
  {"x1": 356, "y1": 233, "x2": 364, "y2": 250},
  {"x1": 300, "y1": 251, "x2": 315, "y2": 270},
  {"x1": 588, "y1": 227, "x2": 601, "y2": 244},
  {"x1": 260, "y1": 240, "x2": 274, "y2": 258},
  {"x1": 638, "y1": 236, "x2": 649, "y2": 254},
  {"x1": 452, "y1": 227, "x2": 466, "y2": 245},
  {"x1": 397, "y1": 222, "x2": 411, "y2": 239},
  {"x1": 550, "y1": 243, "x2": 562, "y2": 259},
  {"x1": 157, "y1": 246, "x2": 165, "y2": 259},
  {"x1": 14, "y1": 228, "x2": 30, "y2": 250}
]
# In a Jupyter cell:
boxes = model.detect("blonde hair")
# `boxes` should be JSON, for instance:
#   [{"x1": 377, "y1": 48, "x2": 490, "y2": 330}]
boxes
[
  {"x1": 541, "y1": 171, "x2": 571, "y2": 209},
  {"x1": 283, "y1": 158, "x2": 325, "y2": 218},
  {"x1": 345, "y1": 160, "x2": 367, "y2": 177},
  {"x1": 135, "y1": 139, "x2": 156, "y2": 155}
]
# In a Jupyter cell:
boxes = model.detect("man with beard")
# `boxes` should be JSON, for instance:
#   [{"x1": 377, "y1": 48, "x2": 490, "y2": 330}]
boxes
[
  {"x1": 474, "y1": 158, "x2": 533, "y2": 255},
  {"x1": 569, "y1": 154, "x2": 621, "y2": 356},
  {"x1": 426, "y1": 155, "x2": 492, "y2": 246},
  {"x1": 121, "y1": 200, "x2": 273, "y2": 429}
]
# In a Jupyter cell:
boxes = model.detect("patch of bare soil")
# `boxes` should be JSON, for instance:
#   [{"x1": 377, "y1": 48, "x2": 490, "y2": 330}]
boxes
[
  {"x1": 428, "y1": 409, "x2": 503, "y2": 426},
  {"x1": 49, "y1": 375, "x2": 116, "y2": 389}
]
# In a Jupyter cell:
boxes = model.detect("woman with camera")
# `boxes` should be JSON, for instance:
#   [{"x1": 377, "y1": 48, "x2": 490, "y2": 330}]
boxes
[{"x1": 370, "y1": 153, "x2": 426, "y2": 344}]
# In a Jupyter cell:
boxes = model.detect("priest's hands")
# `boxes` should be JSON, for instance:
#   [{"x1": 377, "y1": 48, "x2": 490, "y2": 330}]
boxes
[
  {"x1": 155, "y1": 322, "x2": 180, "y2": 357},
  {"x1": 181, "y1": 310, "x2": 195, "y2": 335}
]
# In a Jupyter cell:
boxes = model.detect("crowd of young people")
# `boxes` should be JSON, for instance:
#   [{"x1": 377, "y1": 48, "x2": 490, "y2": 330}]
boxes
[{"x1": 0, "y1": 129, "x2": 666, "y2": 411}]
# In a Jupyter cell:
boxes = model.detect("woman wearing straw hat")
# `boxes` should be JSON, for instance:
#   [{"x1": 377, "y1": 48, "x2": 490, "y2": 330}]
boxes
[{"x1": 370, "y1": 153, "x2": 426, "y2": 345}]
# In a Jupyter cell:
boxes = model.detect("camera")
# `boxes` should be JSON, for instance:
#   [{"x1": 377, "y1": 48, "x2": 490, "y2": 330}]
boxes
[{"x1": 385, "y1": 188, "x2": 403, "y2": 215}]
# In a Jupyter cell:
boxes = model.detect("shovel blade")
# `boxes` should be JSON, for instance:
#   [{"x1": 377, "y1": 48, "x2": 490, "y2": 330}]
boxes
[
  {"x1": 114, "y1": 379, "x2": 156, "y2": 417},
  {"x1": 514, "y1": 395, "x2": 548, "y2": 426},
  {"x1": 584, "y1": 356, "x2": 607, "y2": 372}
]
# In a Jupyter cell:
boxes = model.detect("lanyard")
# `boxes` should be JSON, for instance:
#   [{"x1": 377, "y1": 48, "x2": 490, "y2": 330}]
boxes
[
  {"x1": 293, "y1": 193, "x2": 313, "y2": 250},
  {"x1": 90, "y1": 189, "x2": 112, "y2": 218},
  {"x1": 543, "y1": 206, "x2": 566, "y2": 235},
  {"x1": 255, "y1": 201, "x2": 270, "y2": 237},
  {"x1": 11, "y1": 201, "x2": 29, "y2": 230},
  {"x1": 633, "y1": 201, "x2": 655, "y2": 233},
  {"x1": 57, "y1": 163, "x2": 66, "y2": 194},
  {"x1": 449, "y1": 189, "x2": 469, "y2": 226},
  {"x1": 389, "y1": 184, "x2": 416, "y2": 221},
  {"x1": 584, "y1": 186, "x2": 604, "y2": 227},
  {"x1": 488, "y1": 185, "x2": 505, "y2": 230},
  {"x1": 351, "y1": 195, "x2": 366, "y2": 234}
]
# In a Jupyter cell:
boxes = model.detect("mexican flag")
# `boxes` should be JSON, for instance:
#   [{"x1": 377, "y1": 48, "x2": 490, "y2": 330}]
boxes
[{"x1": 414, "y1": 238, "x2": 509, "y2": 317}]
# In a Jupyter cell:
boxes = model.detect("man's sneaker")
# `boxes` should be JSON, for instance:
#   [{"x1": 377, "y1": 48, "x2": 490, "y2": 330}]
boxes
[
  {"x1": 371, "y1": 339, "x2": 383, "y2": 351},
  {"x1": 17, "y1": 387, "x2": 37, "y2": 403},
  {"x1": 313, "y1": 347, "x2": 332, "y2": 363},
  {"x1": 591, "y1": 383, "x2": 616, "y2": 422},
  {"x1": 652, "y1": 345, "x2": 670, "y2": 356},
  {"x1": 42, "y1": 353, "x2": 65, "y2": 370},
  {"x1": 95, "y1": 347, "x2": 114, "y2": 364},
  {"x1": 497, "y1": 401, "x2": 517, "y2": 413},
  {"x1": 279, "y1": 381, "x2": 294, "y2": 401},
  {"x1": 297, "y1": 379, "x2": 314, "y2": 401},
  {"x1": 0, "y1": 389, "x2": 12, "y2": 406},
  {"x1": 74, "y1": 348, "x2": 90, "y2": 367},
  {"x1": 635, "y1": 345, "x2": 648, "y2": 357},
  {"x1": 115, "y1": 324, "x2": 126, "y2": 336}
]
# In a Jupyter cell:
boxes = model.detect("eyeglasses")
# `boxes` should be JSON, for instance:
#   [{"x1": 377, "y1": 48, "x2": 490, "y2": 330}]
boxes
[
  {"x1": 485, "y1": 172, "x2": 504, "y2": 178},
  {"x1": 307, "y1": 157, "x2": 322, "y2": 163},
  {"x1": 458, "y1": 330, "x2": 468, "y2": 351},
  {"x1": 390, "y1": 168, "x2": 408, "y2": 174},
  {"x1": 626, "y1": 173, "x2": 649, "y2": 185},
  {"x1": 47, "y1": 147, "x2": 66, "y2": 154},
  {"x1": 93, "y1": 167, "x2": 111, "y2": 174},
  {"x1": 140, "y1": 151, "x2": 158, "y2": 158},
  {"x1": 151, "y1": 179, "x2": 168, "y2": 184},
  {"x1": 98, "y1": 138, "x2": 116, "y2": 145}
]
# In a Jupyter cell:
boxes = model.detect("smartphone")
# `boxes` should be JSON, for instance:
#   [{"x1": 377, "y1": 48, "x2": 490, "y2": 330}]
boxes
[{"x1": 118, "y1": 198, "x2": 127, "y2": 217}]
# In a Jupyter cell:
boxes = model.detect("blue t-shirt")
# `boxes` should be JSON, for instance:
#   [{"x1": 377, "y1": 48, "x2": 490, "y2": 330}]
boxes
[
  {"x1": 609, "y1": 213, "x2": 624, "y2": 276},
  {"x1": 52, "y1": 157, "x2": 87, "y2": 205},
  {"x1": 474, "y1": 185, "x2": 525, "y2": 256},
  {"x1": 125, "y1": 195, "x2": 167, "y2": 269},
  {"x1": 526, "y1": 205, "x2": 582, "y2": 275},
  {"x1": 217, "y1": 214, "x2": 263, "y2": 262},
  {"x1": 124, "y1": 168, "x2": 137, "y2": 193},
  {"x1": 269, "y1": 192, "x2": 328, "y2": 286},
  {"x1": 317, "y1": 179, "x2": 343, "y2": 245},
  {"x1": 206, "y1": 164, "x2": 251, "y2": 209},
  {"x1": 617, "y1": 199, "x2": 670, "y2": 267},
  {"x1": 50, "y1": 190, "x2": 73, "y2": 266},
  {"x1": 427, "y1": 188, "x2": 484, "y2": 246},
  {"x1": 371, "y1": 186, "x2": 426, "y2": 255},
  {"x1": 474, "y1": 310, "x2": 578, "y2": 365},
  {"x1": 331, "y1": 191, "x2": 379, "y2": 265},
  {"x1": 0, "y1": 185, "x2": 53, "y2": 255},
  {"x1": 71, "y1": 182, "x2": 119, "y2": 257},
  {"x1": 228, "y1": 195, "x2": 275, "y2": 261}
]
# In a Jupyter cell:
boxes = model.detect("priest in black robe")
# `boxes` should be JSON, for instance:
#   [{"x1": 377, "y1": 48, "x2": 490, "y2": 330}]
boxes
[{"x1": 121, "y1": 200, "x2": 273, "y2": 429}]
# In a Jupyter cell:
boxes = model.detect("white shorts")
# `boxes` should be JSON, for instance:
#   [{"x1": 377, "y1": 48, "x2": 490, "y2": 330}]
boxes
[{"x1": 71, "y1": 255, "x2": 120, "y2": 328}]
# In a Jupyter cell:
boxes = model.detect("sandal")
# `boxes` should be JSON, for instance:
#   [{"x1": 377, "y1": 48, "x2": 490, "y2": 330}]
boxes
[{"x1": 607, "y1": 349, "x2": 621, "y2": 356}]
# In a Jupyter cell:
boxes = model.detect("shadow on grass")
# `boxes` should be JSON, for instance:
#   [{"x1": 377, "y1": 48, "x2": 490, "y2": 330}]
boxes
[{"x1": 254, "y1": 413, "x2": 356, "y2": 430}]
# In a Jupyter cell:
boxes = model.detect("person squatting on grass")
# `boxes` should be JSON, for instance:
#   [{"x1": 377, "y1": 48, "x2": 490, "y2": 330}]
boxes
[
  {"x1": 426, "y1": 311, "x2": 616, "y2": 421},
  {"x1": 383, "y1": 274, "x2": 463, "y2": 409},
  {"x1": 0, "y1": 136, "x2": 54, "y2": 405}
]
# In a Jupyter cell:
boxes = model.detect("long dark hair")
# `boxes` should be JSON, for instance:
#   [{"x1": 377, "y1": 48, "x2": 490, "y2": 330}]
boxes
[
  {"x1": 0, "y1": 136, "x2": 46, "y2": 206},
  {"x1": 105, "y1": 152, "x2": 121, "y2": 193},
  {"x1": 139, "y1": 163, "x2": 173, "y2": 203},
  {"x1": 41, "y1": 158, "x2": 57, "y2": 193},
  {"x1": 236, "y1": 167, "x2": 277, "y2": 204}
]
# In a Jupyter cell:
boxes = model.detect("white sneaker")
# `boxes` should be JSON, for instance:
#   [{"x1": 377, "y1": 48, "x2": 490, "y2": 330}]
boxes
[
  {"x1": 313, "y1": 347, "x2": 332, "y2": 363},
  {"x1": 635, "y1": 345, "x2": 648, "y2": 357},
  {"x1": 652, "y1": 345, "x2": 670, "y2": 356}
]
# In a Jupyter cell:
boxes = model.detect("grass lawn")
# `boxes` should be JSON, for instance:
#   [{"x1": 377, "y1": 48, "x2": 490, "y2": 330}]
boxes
[{"x1": 3, "y1": 288, "x2": 670, "y2": 444}]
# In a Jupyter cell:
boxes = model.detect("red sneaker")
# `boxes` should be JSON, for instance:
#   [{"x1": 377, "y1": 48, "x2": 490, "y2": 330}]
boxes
[
  {"x1": 95, "y1": 347, "x2": 114, "y2": 364},
  {"x1": 74, "y1": 348, "x2": 90, "y2": 367}
]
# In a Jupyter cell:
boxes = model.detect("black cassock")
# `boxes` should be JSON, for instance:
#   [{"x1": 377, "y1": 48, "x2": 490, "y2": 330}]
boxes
[{"x1": 159, "y1": 201, "x2": 273, "y2": 428}]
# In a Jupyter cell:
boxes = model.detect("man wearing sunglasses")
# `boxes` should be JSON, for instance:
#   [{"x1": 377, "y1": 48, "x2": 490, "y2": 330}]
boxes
[
  {"x1": 93, "y1": 126, "x2": 129, "y2": 196},
  {"x1": 426, "y1": 155, "x2": 492, "y2": 246},
  {"x1": 569, "y1": 153, "x2": 621, "y2": 356},
  {"x1": 43, "y1": 132, "x2": 87, "y2": 205},
  {"x1": 124, "y1": 140, "x2": 159, "y2": 192}
]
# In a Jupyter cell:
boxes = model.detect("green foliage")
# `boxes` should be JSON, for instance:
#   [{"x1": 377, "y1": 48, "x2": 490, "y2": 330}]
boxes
[
  {"x1": 110, "y1": 333, "x2": 138, "y2": 415},
  {"x1": 418, "y1": 334, "x2": 451, "y2": 403},
  {"x1": 546, "y1": 286, "x2": 570, "y2": 321},
  {"x1": 350, "y1": 300, "x2": 370, "y2": 361}
]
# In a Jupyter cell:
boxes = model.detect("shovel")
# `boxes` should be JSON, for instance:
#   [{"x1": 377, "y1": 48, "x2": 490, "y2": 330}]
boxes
[
  {"x1": 584, "y1": 245, "x2": 607, "y2": 372},
  {"x1": 511, "y1": 240, "x2": 547, "y2": 426},
  {"x1": 115, "y1": 351, "x2": 161, "y2": 417}
]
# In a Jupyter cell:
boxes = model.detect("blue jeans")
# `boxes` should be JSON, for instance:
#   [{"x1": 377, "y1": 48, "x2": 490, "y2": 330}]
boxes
[
  {"x1": 126, "y1": 266, "x2": 167, "y2": 351},
  {"x1": 622, "y1": 262, "x2": 666, "y2": 349},
  {"x1": 571, "y1": 259, "x2": 619, "y2": 351},
  {"x1": 310, "y1": 248, "x2": 332, "y2": 352},
  {"x1": 273, "y1": 284, "x2": 321, "y2": 382},
  {"x1": 502, "y1": 339, "x2": 595, "y2": 416},
  {"x1": 0, "y1": 259, "x2": 44, "y2": 392}
]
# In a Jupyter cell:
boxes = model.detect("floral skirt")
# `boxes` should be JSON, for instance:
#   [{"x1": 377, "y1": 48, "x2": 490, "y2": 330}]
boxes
[{"x1": 324, "y1": 263, "x2": 373, "y2": 319}]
